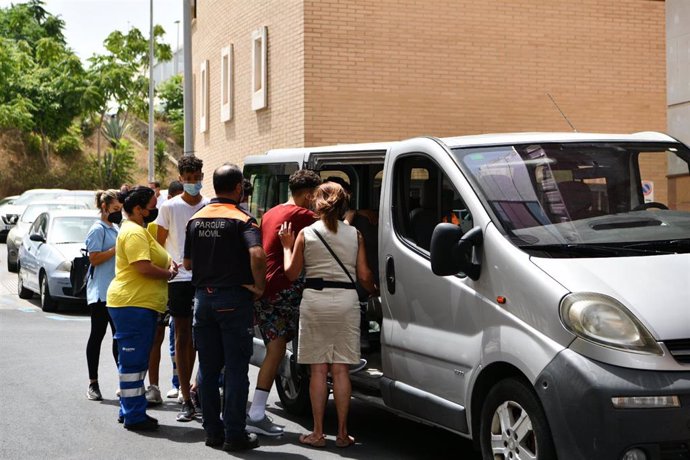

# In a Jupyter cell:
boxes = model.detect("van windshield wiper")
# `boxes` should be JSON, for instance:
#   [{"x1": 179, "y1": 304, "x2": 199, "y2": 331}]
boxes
[
  {"x1": 520, "y1": 243, "x2": 669, "y2": 258},
  {"x1": 622, "y1": 239, "x2": 690, "y2": 253}
]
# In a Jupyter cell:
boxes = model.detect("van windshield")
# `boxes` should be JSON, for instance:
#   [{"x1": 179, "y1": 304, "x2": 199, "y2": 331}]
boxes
[{"x1": 452, "y1": 142, "x2": 690, "y2": 256}]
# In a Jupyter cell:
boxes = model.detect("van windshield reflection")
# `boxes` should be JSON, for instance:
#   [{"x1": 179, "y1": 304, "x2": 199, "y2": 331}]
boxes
[{"x1": 452, "y1": 142, "x2": 690, "y2": 255}]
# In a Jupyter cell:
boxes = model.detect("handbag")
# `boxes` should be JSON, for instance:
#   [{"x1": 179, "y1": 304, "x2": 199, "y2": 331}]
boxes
[
  {"x1": 70, "y1": 248, "x2": 91, "y2": 298},
  {"x1": 311, "y1": 229, "x2": 357, "y2": 289},
  {"x1": 70, "y1": 227, "x2": 106, "y2": 298}
]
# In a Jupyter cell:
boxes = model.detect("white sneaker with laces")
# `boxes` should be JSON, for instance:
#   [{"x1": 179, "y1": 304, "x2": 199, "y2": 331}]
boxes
[
  {"x1": 166, "y1": 388, "x2": 179, "y2": 399},
  {"x1": 145, "y1": 385, "x2": 163, "y2": 405}
]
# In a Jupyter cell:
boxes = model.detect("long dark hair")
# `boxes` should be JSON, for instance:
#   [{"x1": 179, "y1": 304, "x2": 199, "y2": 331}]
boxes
[{"x1": 118, "y1": 186, "x2": 155, "y2": 214}]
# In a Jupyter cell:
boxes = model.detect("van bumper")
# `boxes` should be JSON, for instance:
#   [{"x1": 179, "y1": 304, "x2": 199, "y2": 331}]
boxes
[{"x1": 536, "y1": 348, "x2": 690, "y2": 460}]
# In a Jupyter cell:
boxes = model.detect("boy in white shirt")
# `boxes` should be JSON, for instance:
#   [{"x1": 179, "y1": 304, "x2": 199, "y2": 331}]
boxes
[{"x1": 155, "y1": 156, "x2": 209, "y2": 421}]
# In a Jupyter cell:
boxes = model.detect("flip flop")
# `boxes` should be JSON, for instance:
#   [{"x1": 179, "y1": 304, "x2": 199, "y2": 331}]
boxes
[
  {"x1": 336, "y1": 435, "x2": 355, "y2": 448},
  {"x1": 299, "y1": 433, "x2": 326, "y2": 448}
]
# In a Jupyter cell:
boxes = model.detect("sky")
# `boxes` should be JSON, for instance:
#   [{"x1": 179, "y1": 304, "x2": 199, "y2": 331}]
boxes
[{"x1": 0, "y1": 0, "x2": 183, "y2": 64}]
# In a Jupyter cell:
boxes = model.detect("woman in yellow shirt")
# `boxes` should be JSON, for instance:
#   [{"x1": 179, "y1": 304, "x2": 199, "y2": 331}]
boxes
[{"x1": 107, "y1": 186, "x2": 178, "y2": 431}]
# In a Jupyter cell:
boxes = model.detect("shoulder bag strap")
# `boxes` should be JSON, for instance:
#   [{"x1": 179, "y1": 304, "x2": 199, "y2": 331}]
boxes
[{"x1": 312, "y1": 229, "x2": 356, "y2": 287}]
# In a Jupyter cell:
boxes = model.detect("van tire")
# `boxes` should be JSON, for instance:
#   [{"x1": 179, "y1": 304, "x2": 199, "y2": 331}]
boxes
[
  {"x1": 275, "y1": 337, "x2": 311, "y2": 416},
  {"x1": 479, "y1": 378, "x2": 556, "y2": 460},
  {"x1": 40, "y1": 273, "x2": 58, "y2": 312}
]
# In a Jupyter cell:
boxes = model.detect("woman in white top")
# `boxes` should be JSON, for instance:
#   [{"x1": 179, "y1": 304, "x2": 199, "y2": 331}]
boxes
[{"x1": 279, "y1": 182, "x2": 377, "y2": 448}]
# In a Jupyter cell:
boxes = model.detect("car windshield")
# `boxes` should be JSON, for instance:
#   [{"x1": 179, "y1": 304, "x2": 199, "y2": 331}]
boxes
[
  {"x1": 14, "y1": 192, "x2": 61, "y2": 205},
  {"x1": 50, "y1": 216, "x2": 96, "y2": 244},
  {"x1": 22, "y1": 204, "x2": 87, "y2": 223},
  {"x1": 453, "y1": 141, "x2": 690, "y2": 256}
]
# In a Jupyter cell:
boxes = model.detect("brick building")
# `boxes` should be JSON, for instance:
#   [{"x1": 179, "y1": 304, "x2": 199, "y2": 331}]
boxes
[{"x1": 191, "y1": 0, "x2": 677, "y2": 204}]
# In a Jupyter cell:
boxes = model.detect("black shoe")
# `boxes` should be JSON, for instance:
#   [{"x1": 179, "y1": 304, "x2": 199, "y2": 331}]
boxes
[
  {"x1": 87, "y1": 383, "x2": 103, "y2": 401},
  {"x1": 223, "y1": 432, "x2": 259, "y2": 452},
  {"x1": 205, "y1": 436, "x2": 224, "y2": 447},
  {"x1": 190, "y1": 388, "x2": 203, "y2": 416},
  {"x1": 176, "y1": 400, "x2": 195, "y2": 422},
  {"x1": 124, "y1": 415, "x2": 159, "y2": 431},
  {"x1": 117, "y1": 415, "x2": 124, "y2": 424}
]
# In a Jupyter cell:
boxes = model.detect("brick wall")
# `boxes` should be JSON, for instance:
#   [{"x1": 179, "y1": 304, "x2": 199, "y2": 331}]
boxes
[
  {"x1": 193, "y1": 0, "x2": 668, "y2": 201},
  {"x1": 302, "y1": 0, "x2": 667, "y2": 201},
  {"x1": 192, "y1": 0, "x2": 304, "y2": 190}
]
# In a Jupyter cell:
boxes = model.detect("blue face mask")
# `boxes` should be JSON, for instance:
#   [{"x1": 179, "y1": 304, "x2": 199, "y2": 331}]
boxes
[{"x1": 183, "y1": 182, "x2": 203, "y2": 196}]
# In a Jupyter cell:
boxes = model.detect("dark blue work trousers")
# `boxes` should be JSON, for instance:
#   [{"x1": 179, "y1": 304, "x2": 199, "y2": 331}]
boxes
[
  {"x1": 193, "y1": 286, "x2": 253, "y2": 441},
  {"x1": 108, "y1": 306, "x2": 157, "y2": 425}
]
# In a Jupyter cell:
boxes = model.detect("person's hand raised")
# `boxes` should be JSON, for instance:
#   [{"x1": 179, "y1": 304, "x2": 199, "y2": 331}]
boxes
[{"x1": 278, "y1": 221, "x2": 295, "y2": 249}]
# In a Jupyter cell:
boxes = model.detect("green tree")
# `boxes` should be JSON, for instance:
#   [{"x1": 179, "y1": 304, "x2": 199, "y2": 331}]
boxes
[
  {"x1": 84, "y1": 25, "x2": 172, "y2": 180},
  {"x1": 0, "y1": 0, "x2": 86, "y2": 167},
  {"x1": 157, "y1": 74, "x2": 184, "y2": 146},
  {"x1": 154, "y1": 139, "x2": 168, "y2": 184}
]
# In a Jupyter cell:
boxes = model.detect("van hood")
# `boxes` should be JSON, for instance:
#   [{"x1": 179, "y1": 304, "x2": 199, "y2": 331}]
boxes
[
  {"x1": 53, "y1": 243, "x2": 84, "y2": 262},
  {"x1": 531, "y1": 254, "x2": 690, "y2": 341}
]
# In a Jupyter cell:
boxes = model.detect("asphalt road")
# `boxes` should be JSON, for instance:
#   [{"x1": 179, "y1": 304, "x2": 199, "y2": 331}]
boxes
[{"x1": 0, "y1": 242, "x2": 480, "y2": 460}]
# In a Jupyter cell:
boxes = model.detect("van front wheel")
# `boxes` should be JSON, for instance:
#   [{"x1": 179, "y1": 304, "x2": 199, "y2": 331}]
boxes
[{"x1": 479, "y1": 378, "x2": 556, "y2": 460}]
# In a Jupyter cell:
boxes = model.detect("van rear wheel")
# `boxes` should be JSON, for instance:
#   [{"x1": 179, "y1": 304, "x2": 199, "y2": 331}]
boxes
[
  {"x1": 480, "y1": 378, "x2": 556, "y2": 460},
  {"x1": 275, "y1": 338, "x2": 311, "y2": 416}
]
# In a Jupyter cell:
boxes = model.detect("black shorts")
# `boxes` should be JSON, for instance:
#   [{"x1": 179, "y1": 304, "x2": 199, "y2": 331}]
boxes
[{"x1": 168, "y1": 281, "x2": 196, "y2": 318}]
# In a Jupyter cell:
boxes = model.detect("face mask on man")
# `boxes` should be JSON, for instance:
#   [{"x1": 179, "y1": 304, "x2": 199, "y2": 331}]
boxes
[
  {"x1": 143, "y1": 208, "x2": 158, "y2": 225},
  {"x1": 107, "y1": 210, "x2": 123, "y2": 225},
  {"x1": 183, "y1": 182, "x2": 203, "y2": 196}
]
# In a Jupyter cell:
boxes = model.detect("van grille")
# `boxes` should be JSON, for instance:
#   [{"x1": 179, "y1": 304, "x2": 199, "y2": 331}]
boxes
[{"x1": 664, "y1": 339, "x2": 690, "y2": 364}]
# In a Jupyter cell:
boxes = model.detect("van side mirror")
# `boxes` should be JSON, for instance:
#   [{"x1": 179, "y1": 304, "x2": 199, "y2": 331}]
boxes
[
  {"x1": 29, "y1": 233, "x2": 45, "y2": 243},
  {"x1": 430, "y1": 224, "x2": 483, "y2": 280}
]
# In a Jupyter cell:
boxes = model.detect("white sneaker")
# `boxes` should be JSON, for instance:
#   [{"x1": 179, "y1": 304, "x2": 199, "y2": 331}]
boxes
[
  {"x1": 177, "y1": 393, "x2": 184, "y2": 404},
  {"x1": 116, "y1": 388, "x2": 121, "y2": 397},
  {"x1": 145, "y1": 385, "x2": 163, "y2": 405},
  {"x1": 166, "y1": 388, "x2": 179, "y2": 399}
]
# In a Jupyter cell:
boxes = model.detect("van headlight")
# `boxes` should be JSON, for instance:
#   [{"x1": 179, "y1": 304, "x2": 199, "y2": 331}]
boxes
[{"x1": 560, "y1": 293, "x2": 662, "y2": 355}]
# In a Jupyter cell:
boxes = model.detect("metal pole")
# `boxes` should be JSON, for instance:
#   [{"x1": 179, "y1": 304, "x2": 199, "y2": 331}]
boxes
[
  {"x1": 183, "y1": 0, "x2": 193, "y2": 156},
  {"x1": 148, "y1": 0, "x2": 155, "y2": 181},
  {"x1": 174, "y1": 19, "x2": 180, "y2": 75}
]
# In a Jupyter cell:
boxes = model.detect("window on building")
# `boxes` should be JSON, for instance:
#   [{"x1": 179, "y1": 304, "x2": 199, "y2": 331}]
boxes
[
  {"x1": 199, "y1": 60, "x2": 208, "y2": 133},
  {"x1": 251, "y1": 26, "x2": 267, "y2": 110},
  {"x1": 220, "y1": 46, "x2": 233, "y2": 122}
]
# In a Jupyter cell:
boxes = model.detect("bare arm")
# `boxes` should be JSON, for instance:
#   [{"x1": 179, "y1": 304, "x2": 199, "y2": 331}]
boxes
[
  {"x1": 355, "y1": 231, "x2": 378, "y2": 295},
  {"x1": 156, "y1": 226, "x2": 169, "y2": 246},
  {"x1": 242, "y1": 246, "x2": 267, "y2": 300},
  {"x1": 282, "y1": 230, "x2": 305, "y2": 282},
  {"x1": 183, "y1": 258, "x2": 191, "y2": 271},
  {"x1": 131, "y1": 260, "x2": 177, "y2": 280},
  {"x1": 88, "y1": 247, "x2": 116, "y2": 266}
]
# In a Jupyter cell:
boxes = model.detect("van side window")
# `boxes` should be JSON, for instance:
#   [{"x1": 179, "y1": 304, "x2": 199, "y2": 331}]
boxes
[
  {"x1": 244, "y1": 163, "x2": 299, "y2": 224},
  {"x1": 393, "y1": 155, "x2": 471, "y2": 251}
]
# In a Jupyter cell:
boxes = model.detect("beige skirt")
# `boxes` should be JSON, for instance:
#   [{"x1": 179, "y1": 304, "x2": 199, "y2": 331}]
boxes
[{"x1": 297, "y1": 288, "x2": 360, "y2": 364}]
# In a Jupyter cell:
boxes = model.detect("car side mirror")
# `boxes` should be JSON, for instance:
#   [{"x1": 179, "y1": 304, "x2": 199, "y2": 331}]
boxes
[
  {"x1": 430, "y1": 224, "x2": 483, "y2": 280},
  {"x1": 29, "y1": 233, "x2": 45, "y2": 243}
]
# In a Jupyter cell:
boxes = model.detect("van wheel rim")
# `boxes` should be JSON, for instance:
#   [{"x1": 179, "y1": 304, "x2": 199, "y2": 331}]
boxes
[
  {"x1": 490, "y1": 401, "x2": 537, "y2": 460},
  {"x1": 41, "y1": 278, "x2": 47, "y2": 303}
]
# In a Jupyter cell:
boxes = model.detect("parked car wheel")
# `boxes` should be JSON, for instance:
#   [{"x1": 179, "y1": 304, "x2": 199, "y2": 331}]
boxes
[
  {"x1": 7, "y1": 249, "x2": 17, "y2": 272},
  {"x1": 275, "y1": 338, "x2": 311, "y2": 416},
  {"x1": 40, "y1": 272, "x2": 58, "y2": 312},
  {"x1": 17, "y1": 264, "x2": 33, "y2": 299},
  {"x1": 480, "y1": 378, "x2": 556, "y2": 460}
]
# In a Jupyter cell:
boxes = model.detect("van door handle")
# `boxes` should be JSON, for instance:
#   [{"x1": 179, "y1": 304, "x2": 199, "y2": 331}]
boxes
[{"x1": 385, "y1": 256, "x2": 395, "y2": 294}]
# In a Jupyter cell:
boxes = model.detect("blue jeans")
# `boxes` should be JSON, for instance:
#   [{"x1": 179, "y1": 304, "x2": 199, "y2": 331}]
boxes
[
  {"x1": 169, "y1": 318, "x2": 179, "y2": 389},
  {"x1": 108, "y1": 307, "x2": 157, "y2": 425},
  {"x1": 193, "y1": 286, "x2": 253, "y2": 440}
]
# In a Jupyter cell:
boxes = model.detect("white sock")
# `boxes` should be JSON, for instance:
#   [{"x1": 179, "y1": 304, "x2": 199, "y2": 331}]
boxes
[{"x1": 248, "y1": 389, "x2": 269, "y2": 421}]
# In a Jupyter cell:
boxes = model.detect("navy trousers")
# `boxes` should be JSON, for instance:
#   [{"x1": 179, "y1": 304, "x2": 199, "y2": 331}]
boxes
[
  {"x1": 193, "y1": 286, "x2": 253, "y2": 441},
  {"x1": 108, "y1": 306, "x2": 157, "y2": 425}
]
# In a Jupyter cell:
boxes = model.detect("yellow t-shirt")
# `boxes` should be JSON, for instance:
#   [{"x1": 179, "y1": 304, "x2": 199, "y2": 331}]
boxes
[{"x1": 107, "y1": 219, "x2": 171, "y2": 313}]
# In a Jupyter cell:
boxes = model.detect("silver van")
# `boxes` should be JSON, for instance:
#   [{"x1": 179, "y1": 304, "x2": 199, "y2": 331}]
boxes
[{"x1": 243, "y1": 132, "x2": 690, "y2": 460}]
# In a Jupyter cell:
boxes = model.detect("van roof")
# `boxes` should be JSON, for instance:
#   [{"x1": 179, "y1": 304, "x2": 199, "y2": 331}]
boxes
[{"x1": 245, "y1": 131, "x2": 677, "y2": 164}]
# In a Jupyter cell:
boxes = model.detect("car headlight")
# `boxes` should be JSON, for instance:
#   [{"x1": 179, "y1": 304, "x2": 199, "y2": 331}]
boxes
[
  {"x1": 11, "y1": 236, "x2": 22, "y2": 247},
  {"x1": 560, "y1": 292, "x2": 661, "y2": 355},
  {"x1": 56, "y1": 260, "x2": 72, "y2": 272}
]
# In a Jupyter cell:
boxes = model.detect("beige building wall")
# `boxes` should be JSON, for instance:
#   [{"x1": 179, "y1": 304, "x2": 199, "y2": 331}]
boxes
[
  {"x1": 191, "y1": 0, "x2": 305, "y2": 190},
  {"x1": 193, "y1": 0, "x2": 668, "y2": 201},
  {"x1": 304, "y1": 0, "x2": 667, "y2": 146}
]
